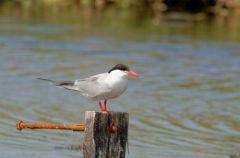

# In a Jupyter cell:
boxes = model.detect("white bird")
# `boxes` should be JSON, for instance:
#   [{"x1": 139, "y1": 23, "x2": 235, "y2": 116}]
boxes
[{"x1": 38, "y1": 64, "x2": 139, "y2": 112}]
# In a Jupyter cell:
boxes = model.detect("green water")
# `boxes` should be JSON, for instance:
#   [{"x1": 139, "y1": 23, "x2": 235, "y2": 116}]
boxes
[{"x1": 0, "y1": 9, "x2": 239, "y2": 158}]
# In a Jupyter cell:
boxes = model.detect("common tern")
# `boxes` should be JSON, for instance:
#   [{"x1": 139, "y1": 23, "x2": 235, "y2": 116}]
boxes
[{"x1": 38, "y1": 64, "x2": 139, "y2": 112}]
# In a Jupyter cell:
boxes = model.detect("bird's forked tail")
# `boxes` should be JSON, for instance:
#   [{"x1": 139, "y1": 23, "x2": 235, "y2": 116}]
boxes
[{"x1": 37, "y1": 78, "x2": 74, "y2": 87}]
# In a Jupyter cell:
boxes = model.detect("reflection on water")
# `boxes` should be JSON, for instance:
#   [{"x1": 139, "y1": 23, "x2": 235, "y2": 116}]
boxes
[{"x1": 0, "y1": 11, "x2": 240, "y2": 158}]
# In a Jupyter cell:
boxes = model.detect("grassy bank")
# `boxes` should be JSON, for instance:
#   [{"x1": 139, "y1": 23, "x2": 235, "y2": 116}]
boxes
[{"x1": 0, "y1": 0, "x2": 240, "y2": 17}]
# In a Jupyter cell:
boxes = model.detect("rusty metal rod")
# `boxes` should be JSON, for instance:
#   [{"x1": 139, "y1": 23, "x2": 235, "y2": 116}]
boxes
[
  {"x1": 16, "y1": 121, "x2": 85, "y2": 131},
  {"x1": 16, "y1": 121, "x2": 116, "y2": 133}
]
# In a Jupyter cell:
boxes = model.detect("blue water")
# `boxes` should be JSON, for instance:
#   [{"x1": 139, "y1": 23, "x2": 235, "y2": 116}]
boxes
[{"x1": 0, "y1": 14, "x2": 240, "y2": 158}]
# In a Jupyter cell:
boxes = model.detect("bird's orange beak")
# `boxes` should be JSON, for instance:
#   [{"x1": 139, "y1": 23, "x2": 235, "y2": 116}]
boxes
[{"x1": 127, "y1": 71, "x2": 139, "y2": 77}]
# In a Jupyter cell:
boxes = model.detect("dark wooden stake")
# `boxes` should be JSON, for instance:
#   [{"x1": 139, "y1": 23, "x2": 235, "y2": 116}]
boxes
[{"x1": 83, "y1": 111, "x2": 129, "y2": 158}]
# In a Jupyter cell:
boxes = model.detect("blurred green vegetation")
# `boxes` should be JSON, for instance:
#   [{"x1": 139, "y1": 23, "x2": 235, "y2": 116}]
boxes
[
  {"x1": 0, "y1": 0, "x2": 240, "y2": 41},
  {"x1": 0, "y1": 0, "x2": 240, "y2": 17}
]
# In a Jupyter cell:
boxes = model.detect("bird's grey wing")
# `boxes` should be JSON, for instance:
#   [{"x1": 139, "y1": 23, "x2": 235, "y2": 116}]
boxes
[
  {"x1": 38, "y1": 73, "x2": 111, "y2": 99},
  {"x1": 73, "y1": 73, "x2": 110, "y2": 99}
]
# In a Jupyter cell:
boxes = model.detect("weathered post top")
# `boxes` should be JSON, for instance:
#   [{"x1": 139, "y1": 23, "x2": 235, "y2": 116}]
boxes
[{"x1": 83, "y1": 111, "x2": 129, "y2": 158}]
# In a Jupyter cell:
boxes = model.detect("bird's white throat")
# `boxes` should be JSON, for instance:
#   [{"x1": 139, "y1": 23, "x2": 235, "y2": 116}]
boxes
[{"x1": 106, "y1": 70, "x2": 128, "y2": 86}]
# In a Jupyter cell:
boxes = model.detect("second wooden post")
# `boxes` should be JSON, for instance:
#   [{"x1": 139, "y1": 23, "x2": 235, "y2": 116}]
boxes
[{"x1": 83, "y1": 111, "x2": 129, "y2": 158}]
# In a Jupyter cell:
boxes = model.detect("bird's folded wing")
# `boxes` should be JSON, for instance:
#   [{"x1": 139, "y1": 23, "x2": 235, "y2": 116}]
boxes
[{"x1": 74, "y1": 73, "x2": 111, "y2": 98}]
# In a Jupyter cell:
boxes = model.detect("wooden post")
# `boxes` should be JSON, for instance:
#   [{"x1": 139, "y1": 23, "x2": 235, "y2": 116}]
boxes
[{"x1": 83, "y1": 111, "x2": 129, "y2": 158}]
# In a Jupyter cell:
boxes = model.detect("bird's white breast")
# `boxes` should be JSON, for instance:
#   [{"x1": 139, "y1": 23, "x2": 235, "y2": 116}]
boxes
[{"x1": 105, "y1": 74, "x2": 128, "y2": 99}]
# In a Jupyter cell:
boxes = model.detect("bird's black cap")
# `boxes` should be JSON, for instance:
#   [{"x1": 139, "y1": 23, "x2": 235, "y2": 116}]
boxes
[{"x1": 108, "y1": 64, "x2": 130, "y2": 73}]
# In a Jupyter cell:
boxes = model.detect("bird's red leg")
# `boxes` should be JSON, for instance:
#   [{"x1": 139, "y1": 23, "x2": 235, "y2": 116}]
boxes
[
  {"x1": 103, "y1": 99, "x2": 108, "y2": 112},
  {"x1": 98, "y1": 101, "x2": 103, "y2": 111}
]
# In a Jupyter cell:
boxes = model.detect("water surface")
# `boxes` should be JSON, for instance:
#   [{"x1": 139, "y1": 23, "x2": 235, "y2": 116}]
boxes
[{"x1": 0, "y1": 11, "x2": 240, "y2": 158}]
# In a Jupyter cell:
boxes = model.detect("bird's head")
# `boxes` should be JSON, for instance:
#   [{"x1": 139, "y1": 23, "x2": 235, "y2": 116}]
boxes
[{"x1": 108, "y1": 64, "x2": 139, "y2": 78}]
